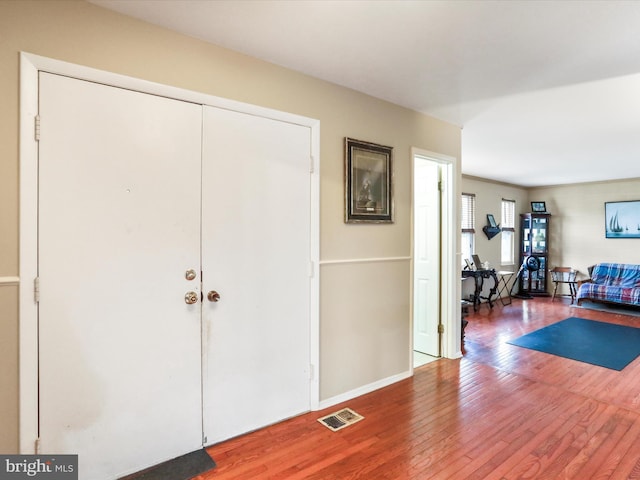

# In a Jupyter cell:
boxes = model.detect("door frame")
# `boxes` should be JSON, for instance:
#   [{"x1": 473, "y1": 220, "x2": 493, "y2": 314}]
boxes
[
  {"x1": 410, "y1": 148, "x2": 460, "y2": 366},
  {"x1": 19, "y1": 52, "x2": 321, "y2": 453}
]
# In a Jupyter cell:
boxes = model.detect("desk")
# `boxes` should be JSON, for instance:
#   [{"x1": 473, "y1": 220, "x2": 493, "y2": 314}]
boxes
[
  {"x1": 495, "y1": 270, "x2": 515, "y2": 306},
  {"x1": 462, "y1": 268, "x2": 498, "y2": 312}
]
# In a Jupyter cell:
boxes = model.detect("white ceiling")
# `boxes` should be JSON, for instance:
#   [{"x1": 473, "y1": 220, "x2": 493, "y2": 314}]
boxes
[{"x1": 90, "y1": 0, "x2": 640, "y2": 187}]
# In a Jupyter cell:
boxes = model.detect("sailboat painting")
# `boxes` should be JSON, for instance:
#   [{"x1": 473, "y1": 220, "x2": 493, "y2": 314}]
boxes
[{"x1": 605, "y1": 200, "x2": 640, "y2": 238}]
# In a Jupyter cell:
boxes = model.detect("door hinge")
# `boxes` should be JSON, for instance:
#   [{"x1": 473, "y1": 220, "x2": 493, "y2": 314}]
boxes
[
  {"x1": 310, "y1": 155, "x2": 314, "y2": 173},
  {"x1": 35, "y1": 437, "x2": 41, "y2": 454},
  {"x1": 437, "y1": 324, "x2": 445, "y2": 334},
  {"x1": 34, "y1": 115, "x2": 41, "y2": 141},
  {"x1": 438, "y1": 180, "x2": 443, "y2": 192},
  {"x1": 34, "y1": 277, "x2": 40, "y2": 303}
]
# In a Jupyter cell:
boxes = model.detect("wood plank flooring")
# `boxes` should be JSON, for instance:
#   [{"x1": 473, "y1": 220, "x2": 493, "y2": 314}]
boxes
[{"x1": 198, "y1": 298, "x2": 640, "y2": 479}]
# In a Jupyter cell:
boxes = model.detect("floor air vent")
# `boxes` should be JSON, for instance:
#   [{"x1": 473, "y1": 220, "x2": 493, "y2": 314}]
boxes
[{"x1": 317, "y1": 408, "x2": 364, "y2": 431}]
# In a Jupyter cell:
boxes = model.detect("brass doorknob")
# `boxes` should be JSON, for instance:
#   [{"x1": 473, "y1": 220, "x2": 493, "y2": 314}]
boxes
[
  {"x1": 207, "y1": 291, "x2": 221, "y2": 302},
  {"x1": 184, "y1": 291, "x2": 199, "y2": 304}
]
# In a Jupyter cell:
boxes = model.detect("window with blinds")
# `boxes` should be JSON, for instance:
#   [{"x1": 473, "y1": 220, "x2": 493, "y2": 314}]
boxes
[
  {"x1": 461, "y1": 193, "x2": 476, "y2": 233},
  {"x1": 461, "y1": 193, "x2": 475, "y2": 265},
  {"x1": 501, "y1": 199, "x2": 516, "y2": 265}
]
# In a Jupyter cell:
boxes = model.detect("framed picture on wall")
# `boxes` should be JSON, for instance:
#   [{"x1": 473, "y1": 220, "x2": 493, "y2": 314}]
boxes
[
  {"x1": 531, "y1": 201, "x2": 547, "y2": 213},
  {"x1": 344, "y1": 137, "x2": 393, "y2": 223},
  {"x1": 605, "y1": 200, "x2": 640, "y2": 238}
]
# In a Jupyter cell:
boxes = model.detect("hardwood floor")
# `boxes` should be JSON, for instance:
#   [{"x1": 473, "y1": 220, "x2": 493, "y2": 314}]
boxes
[{"x1": 198, "y1": 298, "x2": 640, "y2": 479}]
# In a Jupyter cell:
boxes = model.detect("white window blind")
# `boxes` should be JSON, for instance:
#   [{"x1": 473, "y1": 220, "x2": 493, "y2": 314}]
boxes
[
  {"x1": 501, "y1": 199, "x2": 515, "y2": 231},
  {"x1": 461, "y1": 193, "x2": 476, "y2": 232}
]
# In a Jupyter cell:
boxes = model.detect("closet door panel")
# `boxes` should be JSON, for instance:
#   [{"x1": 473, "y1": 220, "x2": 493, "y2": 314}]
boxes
[
  {"x1": 38, "y1": 73, "x2": 203, "y2": 479},
  {"x1": 201, "y1": 106, "x2": 312, "y2": 444}
]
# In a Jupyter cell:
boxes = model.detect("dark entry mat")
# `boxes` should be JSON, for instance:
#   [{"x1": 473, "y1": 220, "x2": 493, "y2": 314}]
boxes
[{"x1": 120, "y1": 448, "x2": 216, "y2": 480}]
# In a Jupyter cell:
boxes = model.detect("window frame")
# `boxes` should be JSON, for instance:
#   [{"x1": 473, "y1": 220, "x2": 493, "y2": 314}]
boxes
[{"x1": 461, "y1": 193, "x2": 476, "y2": 266}]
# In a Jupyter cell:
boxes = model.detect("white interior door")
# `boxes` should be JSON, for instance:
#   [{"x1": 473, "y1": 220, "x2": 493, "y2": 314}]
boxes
[
  {"x1": 201, "y1": 106, "x2": 312, "y2": 445},
  {"x1": 38, "y1": 73, "x2": 204, "y2": 479},
  {"x1": 413, "y1": 158, "x2": 441, "y2": 356}
]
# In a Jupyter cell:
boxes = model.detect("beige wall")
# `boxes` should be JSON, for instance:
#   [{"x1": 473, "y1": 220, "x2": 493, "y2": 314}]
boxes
[
  {"x1": 530, "y1": 178, "x2": 640, "y2": 276},
  {"x1": 461, "y1": 176, "x2": 529, "y2": 270},
  {"x1": 0, "y1": 1, "x2": 461, "y2": 452}
]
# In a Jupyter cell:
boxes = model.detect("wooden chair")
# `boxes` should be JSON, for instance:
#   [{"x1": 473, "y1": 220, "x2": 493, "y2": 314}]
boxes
[{"x1": 550, "y1": 267, "x2": 578, "y2": 303}]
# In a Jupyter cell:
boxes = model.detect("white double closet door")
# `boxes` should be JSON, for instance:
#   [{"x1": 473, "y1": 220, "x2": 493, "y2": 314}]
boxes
[{"x1": 38, "y1": 73, "x2": 312, "y2": 479}]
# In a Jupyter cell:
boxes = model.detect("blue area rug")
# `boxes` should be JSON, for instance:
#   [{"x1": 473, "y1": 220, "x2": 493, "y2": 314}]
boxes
[{"x1": 507, "y1": 317, "x2": 640, "y2": 371}]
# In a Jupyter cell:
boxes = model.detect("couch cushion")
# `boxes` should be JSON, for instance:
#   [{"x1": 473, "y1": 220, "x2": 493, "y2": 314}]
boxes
[
  {"x1": 591, "y1": 263, "x2": 640, "y2": 288},
  {"x1": 579, "y1": 283, "x2": 640, "y2": 305}
]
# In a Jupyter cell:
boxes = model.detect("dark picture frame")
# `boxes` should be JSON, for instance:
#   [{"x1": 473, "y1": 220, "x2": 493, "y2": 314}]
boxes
[
  {"x1": 605, "y1": 200, "x2": 640, "y2": 238},
  {"x1": 531, "y1": 201, "x2": 547, "y2": 213},
  {"x1": 345, "y1": 137, "x2": 393, "y2": 223}
]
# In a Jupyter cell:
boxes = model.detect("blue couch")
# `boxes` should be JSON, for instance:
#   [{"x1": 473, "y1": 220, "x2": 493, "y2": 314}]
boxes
[{"x1": 576, "y1": 263, "x2": 640, "y2": 307}]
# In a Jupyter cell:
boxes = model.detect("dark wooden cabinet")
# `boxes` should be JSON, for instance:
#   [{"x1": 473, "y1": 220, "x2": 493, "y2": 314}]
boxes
[{"x1": 519, "y1": 213, "x2": 551, "y2": 295}]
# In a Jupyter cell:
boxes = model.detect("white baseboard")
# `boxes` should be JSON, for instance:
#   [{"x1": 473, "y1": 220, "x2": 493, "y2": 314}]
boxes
[{"x1": 316, "y1": 370, "x2": 412, "y2": 411}]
